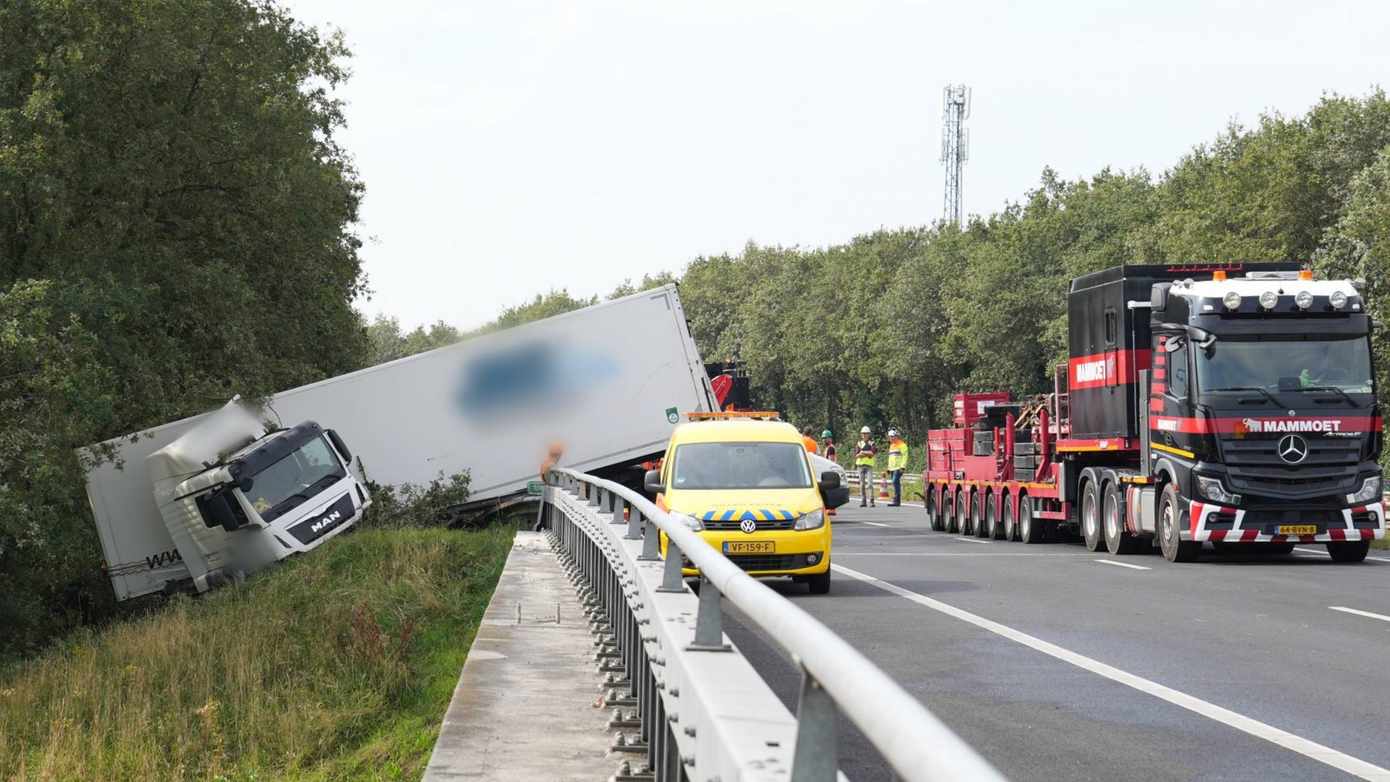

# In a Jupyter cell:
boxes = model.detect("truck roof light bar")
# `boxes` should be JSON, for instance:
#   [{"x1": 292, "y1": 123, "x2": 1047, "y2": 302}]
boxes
[
  {"x1": 1295, "y1": 291, "x2": 1314, "y2": 309},
  {"x1": 1259, "y1": 291, "x2": 1278, "y2": 309},
  {"x1": 685, "y1": 411, "x2": 782, "y2": 421}
]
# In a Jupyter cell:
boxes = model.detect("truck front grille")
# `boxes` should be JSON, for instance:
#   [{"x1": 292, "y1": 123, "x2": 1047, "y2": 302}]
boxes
[{"x1": 1219, "y1": 436, "x2": 1361, "y2": 500}]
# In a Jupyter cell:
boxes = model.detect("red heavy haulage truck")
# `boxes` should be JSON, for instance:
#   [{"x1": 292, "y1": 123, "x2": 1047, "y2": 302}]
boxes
[{"x1": 923, "y1": 263, "x2": 1385, "y2": 563}]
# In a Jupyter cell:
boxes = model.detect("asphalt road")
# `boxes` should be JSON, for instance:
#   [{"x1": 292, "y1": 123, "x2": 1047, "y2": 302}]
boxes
[{"x1": 721, "y1": 503, "x2": 1390, "y2": 782}]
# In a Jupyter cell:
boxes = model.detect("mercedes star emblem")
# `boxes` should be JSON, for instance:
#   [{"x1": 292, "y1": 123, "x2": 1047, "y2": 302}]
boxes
[
  {"x1": 1277, "y1": 434, "x2": 1309, "y2": 464},
  {"x1": 739, "y1": 518, "x2": 758, "y2": 534}
]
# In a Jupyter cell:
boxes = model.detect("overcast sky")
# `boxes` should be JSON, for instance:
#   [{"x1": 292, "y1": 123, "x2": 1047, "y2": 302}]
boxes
[{"x1": 285, "y1": 0, "x2": 1388, "y2": 330}]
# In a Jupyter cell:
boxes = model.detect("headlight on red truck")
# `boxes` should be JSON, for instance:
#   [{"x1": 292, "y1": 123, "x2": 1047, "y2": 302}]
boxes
[
  {"x1": 1196, "y1": 475, "x2": 1241, "y2": 506},
  {"x1": 1347, "y1": 476, "x2": 1381, "y2": 505}
]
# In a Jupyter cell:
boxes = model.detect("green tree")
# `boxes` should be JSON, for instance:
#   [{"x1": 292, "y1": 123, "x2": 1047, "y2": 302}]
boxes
[{"x1": 0, "y1": 0, "x2": 366, "y2": 657}]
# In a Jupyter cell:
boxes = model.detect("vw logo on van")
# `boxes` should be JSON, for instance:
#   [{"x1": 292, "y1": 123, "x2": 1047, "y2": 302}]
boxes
[
  {"x1": 739, "y1": 518, "x2": 758, "y2": 534},
  {"x1": 1277, "y1": 434, "x2": 1309, "y2": 464}
]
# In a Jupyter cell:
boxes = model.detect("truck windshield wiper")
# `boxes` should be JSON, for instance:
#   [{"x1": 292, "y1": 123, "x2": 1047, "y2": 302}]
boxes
[
  {"x1": 1208, "y1": 386, "x2": 1281, "y2": 406},
  {"x1": 1286, "y1": 385, "x2": 1359, "y2": 406}
]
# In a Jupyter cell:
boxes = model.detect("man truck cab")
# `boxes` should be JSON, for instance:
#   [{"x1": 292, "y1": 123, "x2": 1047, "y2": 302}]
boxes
[
  {"x1": 644, "y1": 412, "x2": 850, "y2": 593},
  {"x1": 146, "y1": 398, "x2": 369, "y2": 594}
]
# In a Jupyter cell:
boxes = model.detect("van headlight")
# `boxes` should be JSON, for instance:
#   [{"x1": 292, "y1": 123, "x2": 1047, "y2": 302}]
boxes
[
  {"x1": 1347, "y1": 476, "x2": 1381, "y2": 505},
  {"x1": 674, "y1": 513, "x2": 703, "y2": 531},
  {"x1": 1196, "y1": 475, "x2": 1240, "y2": 505},
  {"x1": 795, "y1": 509, "x2": 825, "y2": 530}
]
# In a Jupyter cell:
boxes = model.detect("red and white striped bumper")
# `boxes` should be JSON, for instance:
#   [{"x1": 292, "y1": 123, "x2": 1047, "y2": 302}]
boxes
[{"x1": 1185, "y1": 500, "x2": 1385, "y2": 543}]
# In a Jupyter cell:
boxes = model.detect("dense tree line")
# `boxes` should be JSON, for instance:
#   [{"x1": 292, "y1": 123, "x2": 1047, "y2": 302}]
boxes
[
  {"x1": 1, "y1": 0, "x2": 367, "y2": 657},
  {"x1": 678, "y1": 92, "x2": 1390, "y2": 446}
]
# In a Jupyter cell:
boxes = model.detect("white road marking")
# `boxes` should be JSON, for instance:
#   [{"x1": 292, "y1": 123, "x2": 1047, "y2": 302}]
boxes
[
  {"x1": 954, "y1": 537, "x2": 989, "y2": 544},
  {"x1": 839, "y1": 552, "x2": 1076, "y2": 557},
  {"x1": 832, "y1": 563, "x2": 1390, "y2": 781},
  {"x1": 1094, "y1": 559, "x2": 1151, "y2": 571},
  {"x1": 860, "y1": 521, "x2": 893, "y2": 528},
  {"x1": 1293, "y1": 549, "x2": 1390, "y2": 564},
  {"x1": 1329, "y1": 606, "x2": 1390, "y2": 624}
]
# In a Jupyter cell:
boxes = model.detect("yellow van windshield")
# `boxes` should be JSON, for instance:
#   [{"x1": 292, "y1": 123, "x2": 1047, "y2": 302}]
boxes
[{"x1": 671, "y1": 442, "x2": 811, "y2": 490}]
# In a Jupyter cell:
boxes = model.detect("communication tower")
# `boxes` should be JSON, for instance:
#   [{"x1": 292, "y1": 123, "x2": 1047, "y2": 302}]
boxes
[{"x1": 940, "y1": 84, "x2": 971, "y2": 227}]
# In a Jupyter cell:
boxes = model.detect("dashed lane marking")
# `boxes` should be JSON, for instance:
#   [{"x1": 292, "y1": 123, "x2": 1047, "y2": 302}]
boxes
[
  {"x1": 954, "y1": 537, "x2": 989, "y2": 544},
  {"x1": 832, "y1": 563, "x2": 1390, "y2": 782},
  {"x1": 1329, "y1": 606, "x2": 1390, "y2": 624},
  {"x1": 1094, "y1": 559, "x2": 1151, "y2": 571}
]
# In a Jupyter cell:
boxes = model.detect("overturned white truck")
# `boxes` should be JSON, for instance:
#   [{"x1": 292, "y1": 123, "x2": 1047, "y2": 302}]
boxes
[
  {"x1": 85, "y1": 285, "x2": 716, "y2": 600},
  {"x1": 95, "y1": 397, "x2": 372, "y2": 600}
]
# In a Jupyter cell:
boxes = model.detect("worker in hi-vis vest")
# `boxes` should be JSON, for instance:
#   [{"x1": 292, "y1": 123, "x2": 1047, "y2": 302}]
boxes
[
  {"x1": 886, "y1": 429, "x2": 908, "y2": 507},
  {"x1": 854, "y1": 426, "x2": 877, "y2": 507}
]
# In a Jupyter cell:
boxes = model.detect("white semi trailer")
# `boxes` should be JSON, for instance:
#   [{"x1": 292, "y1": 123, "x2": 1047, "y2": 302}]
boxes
[{"x1": 85, "y1": 285, "x2": 716, "y2": 600}]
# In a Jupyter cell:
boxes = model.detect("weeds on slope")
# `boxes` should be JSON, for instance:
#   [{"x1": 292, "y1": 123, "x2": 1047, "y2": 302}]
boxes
[{"x1": 0, "y1": 527, "x2": 512, "y2": 781}]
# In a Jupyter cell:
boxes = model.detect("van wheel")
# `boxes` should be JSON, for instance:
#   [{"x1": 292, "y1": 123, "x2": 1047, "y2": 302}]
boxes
[
  {"x1": 1020, "y1": 497, "x2": 1044, "y2": 544},
  {"x1": 1327, "y1": 541, "x2": 1370, "y2": 563},
  {"x1": 1102, "y1": 482, "x2": 1141, "y2": 554},
  {"x1": 1081, "y1": 479, "x2": 1104, "y2": 552},
  {"x1": 807, "y1": 570, "x2": 831, "y2": 594},
  {"x1": 1158, "y1": 483, "x2": 1200, "y2": 563},
  {"x1": 1002, "y1": 493, "x2": 1018, "y2": 541}
]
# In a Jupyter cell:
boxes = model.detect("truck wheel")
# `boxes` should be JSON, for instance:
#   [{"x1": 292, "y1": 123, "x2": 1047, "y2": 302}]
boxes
[
  {"x1": 1002, "y1": 493, "x2": 1018, "y2": 541},
  {"x1": 974, "y1": 492, "x2": 991, "y2": 538},
  {"x1": 1020, "y1": 497, "x2": 1045, "y2": 544},
  {"x1": 956, "y1": 489, "x2": 970, "y2": 534},
  {"x1": 986, "y1": 493, "x2": 1004, "y2": 539},
  {"x1": 1158, "y1": 483, "x2": 1200, "y2": 563},
  {"x1": 925, "y1": 489, "x2": 939, "y2": 530},
  {"x1": 1081, "y1": 479, "x2": 1104, "y2": 552},
  {"x1": 1102, "y1": 482, "x2": 1141, "y2": 555},
  {"x1": 807, "y1": 570, "x2": 832, "y2": 594},
  {"x1": 1327, "y1": 540, "x2": 1370, "y2": 563}
]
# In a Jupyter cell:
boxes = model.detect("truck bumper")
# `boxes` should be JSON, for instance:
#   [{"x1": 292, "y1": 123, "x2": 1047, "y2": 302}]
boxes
[{"x1": 1183, "y1": 500, "x2": 1385, "y2": 543}]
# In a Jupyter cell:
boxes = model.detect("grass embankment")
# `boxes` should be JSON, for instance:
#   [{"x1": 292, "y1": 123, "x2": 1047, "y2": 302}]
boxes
[{"x1": 0, "y1": 527, "x2": 513, "y2": 781}]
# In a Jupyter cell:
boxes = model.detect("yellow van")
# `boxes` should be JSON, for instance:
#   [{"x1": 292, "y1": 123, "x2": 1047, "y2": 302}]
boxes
[{"x1": 644, "y1": 413, "x2": 850, "y2": 594}]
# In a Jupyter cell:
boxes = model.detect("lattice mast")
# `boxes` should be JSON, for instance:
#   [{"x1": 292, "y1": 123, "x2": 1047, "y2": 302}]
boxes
[{"x1": 940, "y1": 84, "x2": 971, "y2": 227}]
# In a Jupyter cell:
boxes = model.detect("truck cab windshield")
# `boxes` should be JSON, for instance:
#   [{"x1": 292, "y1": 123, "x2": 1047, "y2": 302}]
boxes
[
  {"x1": 672, "y1": 442, "x2": 812, "y2": 490},
  {"x1": 243, "y1": 436, "x2": 346, "y2": 521},
  {"x1": 1195, "y1": 337, "x2": 1374, "y2": 402}
]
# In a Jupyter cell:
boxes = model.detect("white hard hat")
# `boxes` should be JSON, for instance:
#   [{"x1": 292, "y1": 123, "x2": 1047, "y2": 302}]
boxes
[
  {"x1": 860, "y1": 425, "x2": 871, "y2": 434},
  {"x1": 888, "y1": 429, "x2": 898, "y2": 437}
]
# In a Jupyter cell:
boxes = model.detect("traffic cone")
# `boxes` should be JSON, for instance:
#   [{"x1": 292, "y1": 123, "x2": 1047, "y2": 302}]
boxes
[{"x1": 878, "y1": 474, "x2": 890, "y2": 502}]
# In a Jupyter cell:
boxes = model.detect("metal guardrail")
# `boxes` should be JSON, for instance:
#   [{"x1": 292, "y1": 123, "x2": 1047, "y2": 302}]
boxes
[{"x1": 540, "y1": 467, "x2": 1004, "y2": 782}]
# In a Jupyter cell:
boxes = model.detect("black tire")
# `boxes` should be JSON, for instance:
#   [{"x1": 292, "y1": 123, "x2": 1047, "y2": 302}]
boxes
[
  {"x1": 986, "y1": 493, "x2": 1004, "y2": 539},
  {"x1": 1158, "y1": 483, "x2": 1200, "y2": 563},
  {"x1": 925, "y1": 489, "x2": 939, "y2": 530},
  {"x1": 1002, "y1": 493, "x2": 1018, "y2": 541},
  {"x1": 945, "y1": 490, "x2": 959, "y2": 533},
  {"x1": 1327, "y1": 540, "x2": 1370, "y2": 563},
  {"x1": 1020, "y1": 496, "x2": 1045, "y2": 544},
  {"x1": 1102, "y1": 481, "x2": 1141, "y2": 555},
  {"x1": 974, "y1": 492, "x2": 991, "y2": 538},
  {"x1": 957, "y1": 489, "x2": 971, "y2": 534},
  {"x1": 1081, "y1": 479, "x2": 1104, "y2": 552},
  {"x1": 807, "y1": 570, "x2": 832, "y2": 594}
]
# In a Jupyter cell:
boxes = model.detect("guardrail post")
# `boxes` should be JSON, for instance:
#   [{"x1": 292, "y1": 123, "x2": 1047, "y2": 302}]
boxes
[
  {"x1": 638, "y1": 517, "x2": 661, "y2": 561},
  {"x1": 625, "y1": 506, "x2": 643, "y2": 540},
  {"x1": 790, "y1": 668, "x2": 838, "y2": 782},
  {"x1": 656, "y1": 539, "x2": 685, "y2": 593},
  {"x1": 686, "y1": 577, "x2": 731, "y2": 652}
]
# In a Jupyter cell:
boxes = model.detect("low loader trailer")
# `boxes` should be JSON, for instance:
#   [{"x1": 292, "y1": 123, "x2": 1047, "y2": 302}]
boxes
[{"x1": 922, "y1": 263, "x2": 1384, "y2": 563}]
